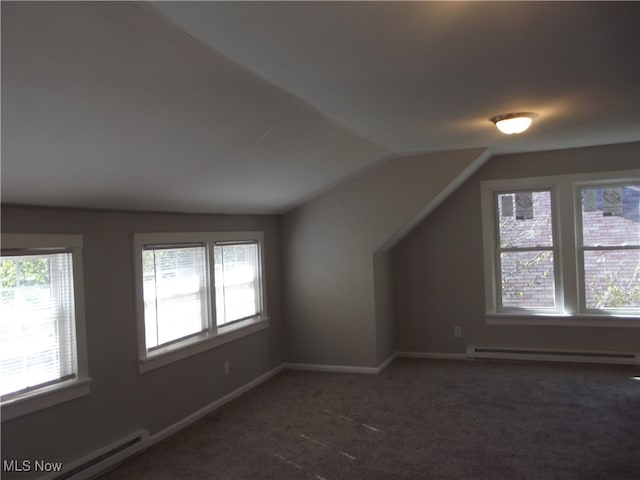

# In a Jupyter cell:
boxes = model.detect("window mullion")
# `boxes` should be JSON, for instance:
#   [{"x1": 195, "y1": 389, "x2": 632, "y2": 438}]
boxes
[
  {"x1": 207, "y1": 243, "x2": 217, "y2": 335},
  {"x1": 582, "y1": 245, "x2": 640, "y2": 251},
  {"x1": 551, "y1": 179, "x2": 573, "y2": 315},
  {"x1": 253, "y1": 246, "x2": 262, "y2": 315},
  {"x1": 492, "y1": 196, "x2": 502, "y2": 312},
  {"x1": 499, "y1": 246, "x2": 554, "y2": 253},
  {"x1": 52, "y1": 254, "x2": 67, "y2": 380}
]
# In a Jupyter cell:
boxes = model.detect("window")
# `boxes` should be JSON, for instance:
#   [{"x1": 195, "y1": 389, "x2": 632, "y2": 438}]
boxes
[
  {"x1": 214, "y1": 241, "x2": 261, "y2": 326},
  {"x1": 481, "y1": 170, "x2": 639, "y2": 326},
  {"x1": 496, "y1": 190, "x2": 558, "y2": 310},
  {"x1": 142, "y1": 244, "x2": 208, "y2": 350},
  {"x1": 577, "y1": 183, "x2": 640, "y2": 313},
  {"x1": 1, "y1": 234, "x2": 90, "y2": 421},
  {"x1": 133, "y1": 232, "x2": 267, "y2": 372}
]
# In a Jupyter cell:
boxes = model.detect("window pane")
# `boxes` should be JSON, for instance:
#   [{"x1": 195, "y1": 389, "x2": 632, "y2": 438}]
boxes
[
  {"x1": 580, "y1": 185, "x2": 640, "y2": 247},
  {"x1": 498, "y1": 191, "x2": 553, "y2": 248},
  {"x1": 215, "y1": 243, "x2": 260, "y2": 326},
  {"x1": 0, "y1": 253, "x2": 76, "y2": 397},
  {"x1": 500, "y1": 251, "x2": 555, "y2": 309},
  {"x1": 142, "y1": 246, "x2": 208, "y2": 349},
  {"x1": 584, "y1": 249, "x2": 640, "y2": 309}
]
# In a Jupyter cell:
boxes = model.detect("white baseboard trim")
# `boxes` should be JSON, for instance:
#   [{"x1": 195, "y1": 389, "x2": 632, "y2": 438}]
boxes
[
  {"x1": 282, "y1": 352, "x2": 397, "y2": 375},
  {"x1": 283, "y1": 352, "x2": 467, "y2": 375},
  {"x1": 283, "y1": 362, "x2": 381, "y2": 374},
  {"x1": 376, "y1": 353, "x2": 398, "y2": 372},
  {"x1": 396, "y1": 351, "x2": 467, "y2": 360},
  {"x1": 147, "y1": 364, "x2": 285, "y2": 447}
]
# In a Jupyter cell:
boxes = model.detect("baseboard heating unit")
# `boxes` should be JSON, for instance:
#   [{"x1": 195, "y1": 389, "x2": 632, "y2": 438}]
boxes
[
  {"x1": 466, "y1": 346, "x2": 640, "y2": 365},
  {"x1": 40, "y1": 429, "x2": 149, "y2": 480}
]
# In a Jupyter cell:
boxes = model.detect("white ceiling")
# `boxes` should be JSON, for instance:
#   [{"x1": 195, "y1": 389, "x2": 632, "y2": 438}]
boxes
[
  {"x1": 2, "y1": 1, "x2": 639, "y2": 214},
  {"x1": 149, "y1": 1, "x2": 640, "y2": 154}
]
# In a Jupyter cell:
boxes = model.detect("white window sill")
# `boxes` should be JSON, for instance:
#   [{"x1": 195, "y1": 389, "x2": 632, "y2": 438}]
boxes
[
  {"x1": 1, "y1": 377, "x2": 92, "y2": 422},
  {"x1": 487, "y1": 313, "x2": 640, "y2": 328},
  {"x1": 139, "y1": 316, "x2": 270, "y2": 373}
]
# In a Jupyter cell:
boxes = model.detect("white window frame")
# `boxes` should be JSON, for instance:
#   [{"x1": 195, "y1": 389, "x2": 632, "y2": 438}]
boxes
[
  {"x1": 132, "y1": 231, "x2": 269, "y2": 373},
  {"x1": 575, "y1": 179, "x2": 640, "y2": 316},
  {"x1": 481, "y1": 170, "x2": 640, "y2": 328},
  {"x1": 1, "y1": 234, "x2": 91, "y2": 421},
  {"x1": 493, "y1": 187, "x2": 563, "y2": 314}
]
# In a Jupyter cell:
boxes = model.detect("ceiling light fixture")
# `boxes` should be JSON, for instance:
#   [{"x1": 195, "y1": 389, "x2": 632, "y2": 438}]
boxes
[{"x1": 490, "y1": 112, "x2": 537, "y2": 135}]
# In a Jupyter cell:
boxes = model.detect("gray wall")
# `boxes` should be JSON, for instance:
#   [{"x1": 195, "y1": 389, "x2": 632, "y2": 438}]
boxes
[
  {"x1": 374, "y1": 251, "x2": 395, "y2": 364},
  {"x1": 0, "y1": 206, "x2": 283, "y2": 479},
  {"x1": 282, "y1": 148, "x2": 489, "y2": 368},
  {"x1": 392, "y1": 142, "x2": 640, "y2": 355}
]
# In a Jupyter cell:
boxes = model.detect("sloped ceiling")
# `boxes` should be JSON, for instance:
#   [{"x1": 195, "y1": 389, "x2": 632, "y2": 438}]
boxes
[
  {"x1": 2, "y1": 1, "x2": 638, "y2": 214},
  {"x1": 150, "y1": 1, "x2": 640, "y2": 154}
]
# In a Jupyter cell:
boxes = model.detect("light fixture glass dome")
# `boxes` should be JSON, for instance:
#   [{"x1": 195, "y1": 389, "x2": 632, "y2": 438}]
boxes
[{"x1": 490, "y1": 112, "x2": 537, "y2": 135}]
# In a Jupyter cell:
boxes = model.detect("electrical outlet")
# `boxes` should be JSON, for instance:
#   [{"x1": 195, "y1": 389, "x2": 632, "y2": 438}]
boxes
[
  {"x1": 454, "y1": 326, "x2": 462, "y2": 338},
  {"x1": 224, "y1": 361, "x2": 230, "y2": 375}
]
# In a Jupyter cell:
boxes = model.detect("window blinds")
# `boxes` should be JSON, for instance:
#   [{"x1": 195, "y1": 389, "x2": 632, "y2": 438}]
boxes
[
  {"x1": 142, "y1": 245, "x2": 209, "y2": 350},
  {"x1": 214, "y1": 242, "x2": 260, "y2": 326},
  {"x1": 0, "y1": 253, "x2": 77, "y2": 399}
]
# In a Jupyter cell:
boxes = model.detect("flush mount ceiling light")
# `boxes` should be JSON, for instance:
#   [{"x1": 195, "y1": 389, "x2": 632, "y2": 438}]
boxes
[{"x1": 490, "y1": 112, "x2": 538, "y2": 135}]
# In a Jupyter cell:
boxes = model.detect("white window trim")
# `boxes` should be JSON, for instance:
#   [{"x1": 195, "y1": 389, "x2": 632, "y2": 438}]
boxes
[
  {"x1": 573, "y1": 178, "x2": 640, "y2": 317},
  {"x1": 481, "y1": 169, "x2": 640, "y2": 327},
  {"x1": 132, "y1": 231, "x2": 269, "y2": 373},
  {"x1": 1, "y1": 233, "x2": 91, "y2": 421}
]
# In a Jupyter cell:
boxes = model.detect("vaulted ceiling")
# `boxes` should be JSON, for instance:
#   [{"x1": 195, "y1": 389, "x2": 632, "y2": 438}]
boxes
[{"x1": 2, "y1": 1, "x2": 638, "y2": 214}]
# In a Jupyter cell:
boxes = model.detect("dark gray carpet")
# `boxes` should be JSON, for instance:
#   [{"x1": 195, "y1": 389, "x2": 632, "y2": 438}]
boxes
[{"x1": 99, "y1": 358, "x2": 640, "y2": 479}]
